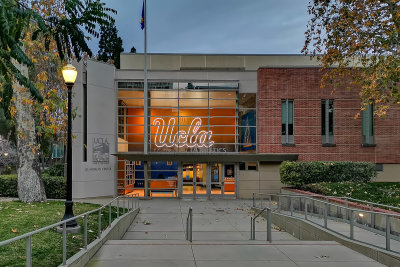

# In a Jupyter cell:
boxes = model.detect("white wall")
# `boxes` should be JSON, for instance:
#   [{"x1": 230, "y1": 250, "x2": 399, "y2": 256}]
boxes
[{"x1": 72, "y1": 60, "x2": 116, "y2": 198}]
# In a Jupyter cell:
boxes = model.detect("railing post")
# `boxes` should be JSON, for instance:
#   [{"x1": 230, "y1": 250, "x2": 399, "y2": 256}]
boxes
[
  {"x1": 268, "y1": 195, "x2": 272, "y2": 209},
  {"x1": 98, "y1": 209, "x2": 102, "y2": 239},
  {"x1": 305, "y1": 199, "x2": 308, "y2": 220},
  {"x1": 386, "y1": 214, "x2": 391, "y2": 251},
  {"x1": 189, "y1": 208, "x2": 193, "y2": 242},
  {"x1": 345, "y1": 199, "x2": 349, "y2": 221},
  {"x1": 252, "y1": 193, "x2": 255, "y2": 207},
  {"x1": 62, "y1": 222, "x2": 67, "y2": 266},
  {"x1": 109, "y1": 203, "x2": 112, "y2": 226},
  {"x1": 370, "y1": 204, "x2": 374, "y2": 229},
  {"x1": 350, "y1": 210, "x2": 354, "y2": 240},
  {"x1": 84, "y1": 215, "x2": 88, "y2": 250},
  {"x1": 277, "y1": 195, "x2": 281, "y2": 213},
  {"x1": 252, "y1": 217, "x2": 256, "y2": 240},
  {"x1": 26, "y1": 235, "x2": 32, "y2": 267},
  {"x1": 250, "y1": 217, "x2": 253, "y2": 240},
  {"x1": 117, "y1": 197, "x2": 119, "y2": 218},
  {"x1": 267, "y1": 208, "x2": 272, "y2": 242},
  {"x1": 290, "y1": 196, "x2": 293, "y2": 216},
  {"x1": 324, "y1": 202, "x2": 328, "y2": 228}
]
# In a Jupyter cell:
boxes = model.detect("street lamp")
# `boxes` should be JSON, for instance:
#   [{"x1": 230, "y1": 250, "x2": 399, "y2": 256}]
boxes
[{"x1": 60, "y1": 63, "x2": 79, "y2": 231}]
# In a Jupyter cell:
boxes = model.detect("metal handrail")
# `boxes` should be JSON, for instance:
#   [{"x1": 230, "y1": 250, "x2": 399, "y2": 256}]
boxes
[
  {"x1": 250, "y1": 207, "x2": 272, "y2": 242},
  {"x1": 0, "y1": 194, "x2": 139, "y2": 266},
  {"x1": 252, "y1": 192, "x2": 400, "y2": 252},
  {"x1": 267, "y1": 192, "x2": 400, "y2": 212},
  {"x1": 185, "y1": 207, "x2": 193, "y2": 242}
]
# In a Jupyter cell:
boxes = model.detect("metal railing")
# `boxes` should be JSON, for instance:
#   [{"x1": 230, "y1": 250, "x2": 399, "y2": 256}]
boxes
[
  {"x1": 253, "y1": 192, "x2": 400, "y2": 213},
  {"x1": 252, "y1": 192, "x2": 400, "y2": 253},
  {"x1": 185, "y1": 207, "x2": 193, "y2": 242},
  {"x1": 0, "y1": 194, "x2": 139, "y2": 267},
  {"x1": 250, "y1": 207, "x2": 272, "y2": 242}
]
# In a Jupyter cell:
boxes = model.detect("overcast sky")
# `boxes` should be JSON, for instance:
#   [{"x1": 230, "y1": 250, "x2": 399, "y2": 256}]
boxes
[{"x1": 89, "y1": 0, "x2": 310, "y2": 54}]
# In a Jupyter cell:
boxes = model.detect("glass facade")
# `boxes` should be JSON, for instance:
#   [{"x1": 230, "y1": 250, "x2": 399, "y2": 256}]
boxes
[{"x1": 116, "y1": 81, "x2": 255, "y2": 197}]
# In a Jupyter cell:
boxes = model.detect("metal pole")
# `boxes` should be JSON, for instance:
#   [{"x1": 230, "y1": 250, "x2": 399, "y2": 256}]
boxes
[
  {"x1": 277, "y1": 195, "x2": 281, "y2": 213},
  {"x1": 250, "y1": 217, "x2": 253, "y2": 240},
  {"x1": 109, "y1": 203, "x2": 112, "y2": 226},
  {"x1": 345, "y1": 199, "x2": 349, "y2": 221},
  {"x1": 269, "y1": 195, "x2": 272, "y2": 209},
  {"x1": 26, "y1": 236, "x2": 32, "y2": 267},
  {"x1": 84, "y1": 215, "x2": 88, "y2": 249},
  {"x1": 189, "y1": 208, "x2": 193, "y2": 242},
  {"x1": 252, "y1": 193, "x2": 255, "y2": 207},
  {"x1": 350, "y1": 210, "x2": 354, "y2": 240},
  {"x1": 143, "y1": 0, "x2": 148, "y2": 155},
  {"x1": 98, "y1": 209, "x2": 102, "y2": 238},
  {"x1": 370, "y1": 204, "x2": 374, "y2": 229},
  {"x1": 62, "y1": 222, "x2": 67, "y2": 265},
  {"x1": 386, "y1": 215, "x2": 391, "y2": 251},
  {"x1": 324, "y1": 202, "x2": 328, "y2": 228},
  {"x1": 61, "y1": 83, "x2": 78, "y2": 227},
  {"x1": 252, "y1": 217, "x2": 256, "y2": 240},
  {"x1": 290, "y1": 197, "x2": 293, "y2": 216},
  {"x1": 305, "y1": 199, "x2": 308, "y2": 220},
  {"x1": 117, "y1": 197, "x2": 119, "y2": 218},
  {"x1": 267, "y1": 208, "x2": 272, "y2": 242}
]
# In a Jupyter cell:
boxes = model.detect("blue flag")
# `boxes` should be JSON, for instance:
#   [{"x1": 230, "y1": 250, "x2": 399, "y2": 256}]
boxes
[{"x1": 140, "y1": 1, "x2": 145, "y2": 30}]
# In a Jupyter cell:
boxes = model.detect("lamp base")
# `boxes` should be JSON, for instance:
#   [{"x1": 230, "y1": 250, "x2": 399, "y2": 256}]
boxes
[{"x1": 55, "y1": 225, "x2": 81, "y2": 234}]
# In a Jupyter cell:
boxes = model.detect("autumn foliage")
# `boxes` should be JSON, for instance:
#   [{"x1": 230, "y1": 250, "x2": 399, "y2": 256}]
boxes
[{"x1": 303, "y1": 0, "x2": 400, "y2": 116}]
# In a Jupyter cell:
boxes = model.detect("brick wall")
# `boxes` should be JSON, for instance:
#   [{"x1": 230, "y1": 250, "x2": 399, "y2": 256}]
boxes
[{"x1": 257, "y1": 68, "x2": 400, "y2": 163}]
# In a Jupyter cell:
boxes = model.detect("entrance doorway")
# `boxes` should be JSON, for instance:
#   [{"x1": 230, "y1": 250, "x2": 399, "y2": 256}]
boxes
[
  {"x1": 181, "y1": 162, "x2": 236, "y2": 198},
  {"x1": 182, "y1": 163, "x2": 207, "y2": 197}
]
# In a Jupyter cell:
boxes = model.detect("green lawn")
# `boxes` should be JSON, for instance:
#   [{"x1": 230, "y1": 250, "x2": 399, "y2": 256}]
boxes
[
  {"x1": 0, "y1": 200, "x2": 121, "y2": 267},
  {"x1": 299, "y1": 182, "x2": 400, "y2": 207}
]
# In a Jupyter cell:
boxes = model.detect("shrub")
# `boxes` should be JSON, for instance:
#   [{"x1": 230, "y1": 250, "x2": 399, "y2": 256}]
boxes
[
  {"x1": 0, "y1": 174, "x2": 66, "y2": 199},
  {"x1": 280, "y1": 161, "x2": 377, "y2": 186},
  {"x1": 42, "y1": 163, "x2": 65, "y2": 176}
]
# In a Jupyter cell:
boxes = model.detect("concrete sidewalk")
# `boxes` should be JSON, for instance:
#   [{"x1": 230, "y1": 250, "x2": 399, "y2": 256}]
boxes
[{"x1": 87, "y1": 198, "x2": 384, "y2": 267}]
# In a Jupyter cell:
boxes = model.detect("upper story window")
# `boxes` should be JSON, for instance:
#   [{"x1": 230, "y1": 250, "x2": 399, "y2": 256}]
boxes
[
  {"x1": 281, "y1": 99, "x2": 294, "y2": 145},
  {"x1": 362, "y1": 101, "x2": 374, "y2": 146},
  {"x1": 321, "y1": 99, "x2": 334, "y2": 145}
]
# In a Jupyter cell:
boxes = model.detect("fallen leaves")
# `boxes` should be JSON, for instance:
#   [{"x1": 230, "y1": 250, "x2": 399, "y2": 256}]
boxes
[{"x1": 11, "y1": 228, "x2": 19, "y2": 233}]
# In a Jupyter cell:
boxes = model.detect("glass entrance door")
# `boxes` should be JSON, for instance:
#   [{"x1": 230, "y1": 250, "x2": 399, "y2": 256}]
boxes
[
  {"x1": 182, "y1": 163, "x2": 207, "y2": 197},
  {"x1": 223, "y1": 164, "x2": 236, "y2": 197},
  {"x1": 210, "y1": 163, "x2": 223, "y2": 196}
]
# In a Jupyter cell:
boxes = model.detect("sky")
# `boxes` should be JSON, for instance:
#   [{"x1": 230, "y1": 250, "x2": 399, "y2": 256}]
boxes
[{"x1": 88, "y1": 0, "x2": 311, "y2": 55}]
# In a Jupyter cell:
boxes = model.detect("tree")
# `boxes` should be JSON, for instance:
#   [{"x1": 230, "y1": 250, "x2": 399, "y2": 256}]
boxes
[
  {"x1": 303, "y1": 0, "x2": 400, "y2": 116},
  {"x1": 97, "y1": 22, "x2": 124, "y2": 68},
  {"x1": 0, "y1": 0, "x2": 116, "y2": 202}
]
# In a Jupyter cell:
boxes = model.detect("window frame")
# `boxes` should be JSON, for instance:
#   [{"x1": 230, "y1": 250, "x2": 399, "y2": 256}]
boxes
[{"x1": 281, "y1": 99, "x2": 294, "y2": 145}]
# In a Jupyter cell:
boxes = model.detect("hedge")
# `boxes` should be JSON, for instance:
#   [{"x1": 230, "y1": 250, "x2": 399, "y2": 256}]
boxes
[
  {"x1": 0, "y1": 174, "x2": 66, "y2": 199},
  {"x1": 280, "y1": 161, "x2": 377, "y2": 186}
]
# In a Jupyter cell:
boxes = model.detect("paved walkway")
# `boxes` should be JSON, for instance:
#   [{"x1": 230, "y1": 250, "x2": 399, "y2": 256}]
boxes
[{"x1": 87, "y1": 198, "x2": 384, "y2": 267}]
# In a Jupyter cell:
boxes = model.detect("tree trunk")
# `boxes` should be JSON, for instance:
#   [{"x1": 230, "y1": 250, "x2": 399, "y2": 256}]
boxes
[{"x1": 13, "y1": 64, "x2": 46, "y2": 202}]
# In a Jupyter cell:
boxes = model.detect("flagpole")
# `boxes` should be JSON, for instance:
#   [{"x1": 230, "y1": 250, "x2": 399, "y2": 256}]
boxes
[{"x1": 144, "y1": 0, "x2": 148, "y2": 154}]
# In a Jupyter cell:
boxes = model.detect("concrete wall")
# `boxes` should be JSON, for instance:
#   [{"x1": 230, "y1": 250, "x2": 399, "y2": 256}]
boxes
[
  {"x1": 72, "y1": 60, "x2": 116, "y2": 198},
  {"x1": 120, "y1": 54, "x2": 321, "y2": 71},
  {"x1": 376, "y1": 164, "x2": 400, "y2": 182},
  {"x1": 238, "y1": 163, "x2": 282, "y2": 198}
]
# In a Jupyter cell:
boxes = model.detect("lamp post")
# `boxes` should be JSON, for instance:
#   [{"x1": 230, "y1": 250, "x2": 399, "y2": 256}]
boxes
[{"x1": 60, "y1": 63, "x2": 79, "y2": 230}]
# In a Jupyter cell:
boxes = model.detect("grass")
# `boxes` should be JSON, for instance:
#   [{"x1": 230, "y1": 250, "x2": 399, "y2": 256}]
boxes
[
  {"x1": 299, "y1": 182, "x2": 400, "y2": 207},
  {"x1": 0, "y1": 200, "x2": 122, "y2": 267}
]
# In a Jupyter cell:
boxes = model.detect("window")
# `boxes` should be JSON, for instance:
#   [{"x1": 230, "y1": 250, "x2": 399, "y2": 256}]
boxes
[
  {"x1": 321, "y1": 99, "x2": 334, "y2": 145},
  {"x1": 362, "y1": 102, "x2": 374, "y2": 146},
  {"x1": 239, "y1": 162, "x2": 258, "y2": 171},
  {"x1": 281, "y1": 99, "x2": 294, "y2": 145}
]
